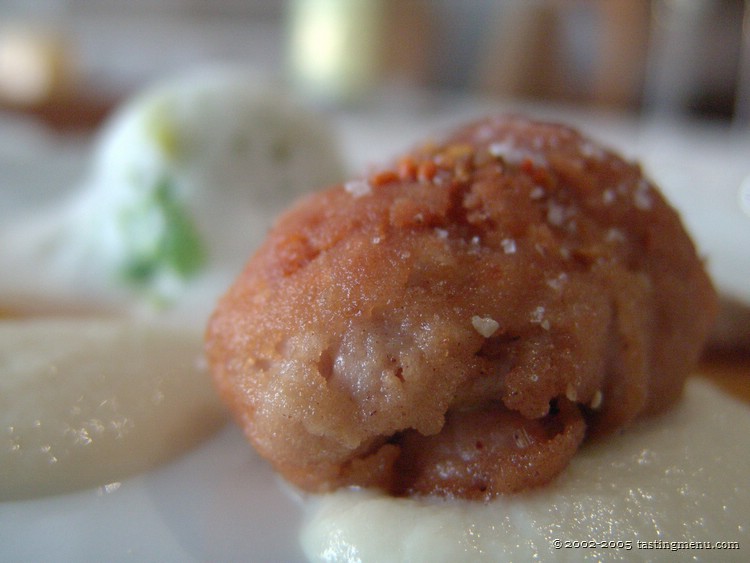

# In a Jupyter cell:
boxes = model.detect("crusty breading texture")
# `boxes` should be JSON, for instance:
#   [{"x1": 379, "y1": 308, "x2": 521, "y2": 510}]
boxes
[{"x1": 205, "y1": 115, "x2": 716, "y2": 500}]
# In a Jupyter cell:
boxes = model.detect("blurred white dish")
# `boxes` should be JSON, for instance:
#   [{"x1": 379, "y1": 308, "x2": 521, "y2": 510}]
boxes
[{"x1": 0, "y1": 67, "x2": 345, "y2": 321}]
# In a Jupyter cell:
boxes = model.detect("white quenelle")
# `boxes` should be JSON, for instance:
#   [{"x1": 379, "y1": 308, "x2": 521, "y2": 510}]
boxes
[
  {"x1": 0, "y1": 67, "x2": 344, "y2": 318},
  {"x1": 86, "y1": 67, "x2": 344, "y2": 299}
]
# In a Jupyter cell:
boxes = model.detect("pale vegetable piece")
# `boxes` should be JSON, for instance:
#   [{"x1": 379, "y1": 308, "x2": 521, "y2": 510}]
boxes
[
  {"x1": 301, "y1": 380, "x2": 750, "y2": 562},
  {"x1": 0, "y1": 319, "x2": 226, "y2": 500}
]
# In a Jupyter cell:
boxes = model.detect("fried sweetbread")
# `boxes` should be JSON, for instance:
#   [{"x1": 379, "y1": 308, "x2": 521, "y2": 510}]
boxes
[{"x1": 205, "y1": 115, "x2": 716, "y2": 500}]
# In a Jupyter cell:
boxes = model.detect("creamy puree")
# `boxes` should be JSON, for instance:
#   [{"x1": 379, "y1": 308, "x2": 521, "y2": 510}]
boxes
[
  {"x1": 0, "y1": 68, "x2": 346, "y2": 500},
  {"x1": 0, "y1": 319, "x2": 226, "y2": 500},
  {"x1": 301, "y1": 380, "x2": 749, "y2": 562}
]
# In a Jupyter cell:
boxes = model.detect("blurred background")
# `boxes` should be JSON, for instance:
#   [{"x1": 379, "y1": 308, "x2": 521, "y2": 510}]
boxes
[
  {"x1": 0, "y1": 2, "x2": 748, "y2": 360},
  {"x1": 0, "y1": 0, "x2": 748, "y2": 130}
]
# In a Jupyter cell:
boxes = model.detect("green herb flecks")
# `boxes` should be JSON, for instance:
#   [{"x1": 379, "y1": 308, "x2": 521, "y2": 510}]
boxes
[
  {"x1": 144, "y1": 100, "x2": 181, "y2": 161},
  {"x1": 118, "y1": 177, "x2": 206, "y2": 288}
]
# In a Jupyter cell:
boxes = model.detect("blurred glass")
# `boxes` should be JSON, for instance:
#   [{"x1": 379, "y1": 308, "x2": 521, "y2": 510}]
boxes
[
  {"x1": 286, "y1": 0, "x2": 386, "y2": 106},
  {"x1": 644, "y1": 0, "x2": 746, "y2": 121},
  {"x1": 0, "y1": 24, "x2": 75, "y2": 105},
  {"x1": 0, "y1": 0, "x2": 747, "y2": 123}
]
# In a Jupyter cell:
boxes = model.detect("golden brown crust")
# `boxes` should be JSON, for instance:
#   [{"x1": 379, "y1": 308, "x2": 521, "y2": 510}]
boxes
[
  {"x1": 392, "y1": 399, "x2": 586, "y2": 499},
  {"x1": 205, "y1": 115, "x2": 717, "y2": 498}
]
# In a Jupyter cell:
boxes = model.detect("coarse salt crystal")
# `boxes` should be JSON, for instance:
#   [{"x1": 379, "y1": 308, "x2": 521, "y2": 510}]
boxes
[
  {"x1": 488, "y1": 139, "x2": 516, "y2": 159},
  {"x1": 547, "y1": 202, "x2": 566, "y2": 226},
  {"x1": 530, "y1": 306, "x2": 551, "y2": 330},
  {"x1": 546, "y1": 273, "x2": 568, "y2": 291},
  {"x1": 513, "y1": 427, "x2": 532, "y2": 449},
  {"x1": 590, "y1": 390, "x2": 603, "y2": 409},
  {"x1": 471, "y1": 315, "x2": 499, "y2": 338},
  {"x1": 344, "y1": 179, "x2": 371, "y2": 198},
  {"x1": 488, "y1": 138, "x2": 544, "y2": 166},
  {"x1": 580, "y1": 141, "x2": 605, "y2": 160},
  {"x1": 501, "y1": 238, "x2": 517, "y2": 254},
  {"x1": 634, "y1": 180, "x2": 653, "y2": 210},
  {"x1": 566, "y1": 383, "x2": 578, "y2": 402},
  {"x1": 605, "y1": 228, "x2": 626, "y2": 243},
  {"x1": 530, "y1": 186, "x2": 546, "y2": 200},
  {"x1": 530, "y1": 306, "x2": 545, "y2": 323}
]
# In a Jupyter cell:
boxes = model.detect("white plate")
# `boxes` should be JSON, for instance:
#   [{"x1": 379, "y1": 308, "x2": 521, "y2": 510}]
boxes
[
  {"x1": 0, "y1": 425, "x2": 307, "y2": 562},
  {"x1": 0, "y1": 122, "x2": 307, "y2": 562},
  {"x1": 1, "y1": 106, "x2": 748, "y2": 562},
  {"x1": 0, "y1": 111, "x2": 411, "y2": 561}
]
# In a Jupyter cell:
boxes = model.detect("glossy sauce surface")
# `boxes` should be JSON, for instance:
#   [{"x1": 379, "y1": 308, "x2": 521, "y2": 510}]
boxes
[
  {"x1": 0, "y1": 319, "x2": 226, "y2": 500},
  {"x1": 301, "y1": 379, "x2": 750, "y2": 562}
]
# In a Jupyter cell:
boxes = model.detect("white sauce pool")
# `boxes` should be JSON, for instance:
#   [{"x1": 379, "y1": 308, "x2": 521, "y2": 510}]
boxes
[
  {"x1": 301, "y1": 380, "x2": 750, "y2": 562},
  {"x1": 0, "y1": 319, "x2": 226, "y2": 500},
  {"x1": 0, "y1": 68, "x2": 347, "y2": 500}
]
